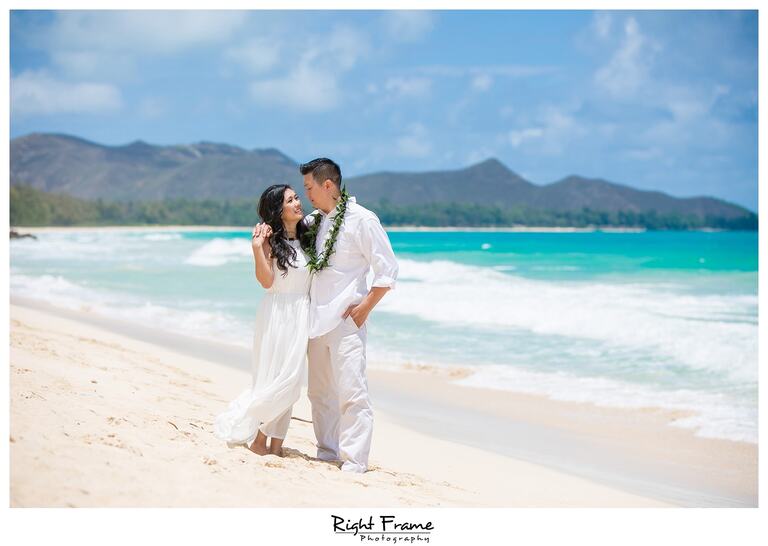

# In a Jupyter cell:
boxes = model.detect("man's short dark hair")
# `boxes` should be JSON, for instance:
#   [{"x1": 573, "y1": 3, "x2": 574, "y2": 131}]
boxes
[{"x1": 299, "y1": 157, "x2": 342, "y2": 188}]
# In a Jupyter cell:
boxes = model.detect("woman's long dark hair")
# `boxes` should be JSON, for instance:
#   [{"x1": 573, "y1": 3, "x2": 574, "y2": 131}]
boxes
[{"x1": 258, "y1": 184, "x2": 311, "y2": 276}]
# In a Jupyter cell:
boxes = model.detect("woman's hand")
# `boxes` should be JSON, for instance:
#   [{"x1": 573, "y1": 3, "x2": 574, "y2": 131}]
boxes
[
  {"x1": 251, "y1": 223, "x2": 275, "y2": 289},
  {"x1": 251, "y1": 223, "x2": 273, "y2": 248}
]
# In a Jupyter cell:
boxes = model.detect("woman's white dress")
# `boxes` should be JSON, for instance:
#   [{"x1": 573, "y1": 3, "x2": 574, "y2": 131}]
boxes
[{"x1": 214, "y1": 239, "x2": 311, "y2": 444}]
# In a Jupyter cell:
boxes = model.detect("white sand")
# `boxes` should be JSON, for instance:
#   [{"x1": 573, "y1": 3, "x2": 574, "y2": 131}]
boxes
[{"x1": 10, "y1": 304, "x2": 674, "y2": 507}]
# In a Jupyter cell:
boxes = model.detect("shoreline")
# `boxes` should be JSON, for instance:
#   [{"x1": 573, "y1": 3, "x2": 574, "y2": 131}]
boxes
[
  {"x1": 12, "y1": 225, "x2": 739, "y2": 234},
  {"x1": 371, "y1": 367, "x2": 757, "y2": 507},
  {"x1": 9, "y1": 297, "x2": 757, "y2": 507}
]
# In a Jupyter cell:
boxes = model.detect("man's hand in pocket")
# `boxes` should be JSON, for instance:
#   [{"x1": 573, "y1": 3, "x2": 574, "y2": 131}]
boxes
[{"x1": 342, "y1": 303, "x2": 370, "y2": 328}]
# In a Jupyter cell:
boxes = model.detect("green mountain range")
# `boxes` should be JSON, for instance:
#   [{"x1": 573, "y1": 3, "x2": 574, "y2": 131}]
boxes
[{"x1": 10, "y1": 133, "x2": 756, "y2": 227}]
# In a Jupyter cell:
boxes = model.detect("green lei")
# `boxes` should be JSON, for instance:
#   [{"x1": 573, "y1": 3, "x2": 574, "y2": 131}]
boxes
[{"x1": 305, "y1": 187, "x2": 350, "y2": 273}]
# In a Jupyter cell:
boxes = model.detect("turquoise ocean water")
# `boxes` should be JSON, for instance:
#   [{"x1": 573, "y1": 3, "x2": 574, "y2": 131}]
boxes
[{"x1": 10, "y1": 229, "x2": 758, "y2": 443}]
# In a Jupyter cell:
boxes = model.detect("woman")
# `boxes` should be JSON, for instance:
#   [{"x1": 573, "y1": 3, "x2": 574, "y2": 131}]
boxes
[{"x1": 213, "y1": 184, "x2": 312, "y2": 457}]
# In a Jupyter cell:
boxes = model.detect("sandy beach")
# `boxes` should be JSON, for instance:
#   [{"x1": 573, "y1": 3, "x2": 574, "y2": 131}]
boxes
[{"x1": 9, "y1": 300, "x2": 757, "y2": 508}]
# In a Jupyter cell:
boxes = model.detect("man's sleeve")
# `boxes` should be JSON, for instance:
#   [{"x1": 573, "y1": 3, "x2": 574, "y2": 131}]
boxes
[{"x1": 357, "y1": 216, "x2": 398, "y2": 290}]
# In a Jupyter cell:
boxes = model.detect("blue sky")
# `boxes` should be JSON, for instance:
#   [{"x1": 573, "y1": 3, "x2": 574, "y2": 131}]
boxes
[{"x1": 10, "y1": 10, "x2": 758, "y2": 211}]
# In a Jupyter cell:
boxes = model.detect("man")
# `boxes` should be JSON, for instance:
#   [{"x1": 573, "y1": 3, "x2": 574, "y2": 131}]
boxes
[{"x1": 300, "y1": 157, "x2": 398, "y2": 473}]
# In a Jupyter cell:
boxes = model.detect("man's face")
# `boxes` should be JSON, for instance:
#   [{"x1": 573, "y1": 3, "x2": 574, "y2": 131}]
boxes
[
  {"x1": 302, "y1": 173, "x2": 319, "y2": 209},
  {"x1": 303, "y1": 173, "x2": 334, "y2": 213}
]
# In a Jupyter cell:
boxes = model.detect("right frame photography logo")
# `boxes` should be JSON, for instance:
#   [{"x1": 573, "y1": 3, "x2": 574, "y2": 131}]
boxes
[{"x1": 331, "y1": 514, "x2": 434, "y2": 543}]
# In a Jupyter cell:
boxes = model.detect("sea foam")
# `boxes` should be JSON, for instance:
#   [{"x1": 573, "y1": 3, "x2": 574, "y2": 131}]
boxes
[
  {"x1": 379, "y1": 259, "x2": 757, "y2": 383},
  {"x1": 10, "y1": 272, "x2": 252, "y2": 348},
  {"x1": 453, "y1": 364, "x2": 757, "y2": 444},
  {"x1": 185, "y1": 238, "x2": 252, "y2": 267}
]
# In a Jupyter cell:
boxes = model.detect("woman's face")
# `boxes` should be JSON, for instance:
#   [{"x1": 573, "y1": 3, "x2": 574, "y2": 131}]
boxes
[{"x1": 281, "y1": 187, "x2": 303, "y2": 223}]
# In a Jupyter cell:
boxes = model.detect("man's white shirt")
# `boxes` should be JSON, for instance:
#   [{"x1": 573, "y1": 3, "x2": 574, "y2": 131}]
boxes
[{"x1": 306, "y1": 197, "x2": 398, "y2": 339}]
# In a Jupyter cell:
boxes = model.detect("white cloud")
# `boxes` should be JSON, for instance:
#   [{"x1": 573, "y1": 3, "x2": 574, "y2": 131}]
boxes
[
  {"x1": 138, "y1": 97, "x2": 168, "y2": 119},
  {"x1": 508, "y1": 127, "x2": 544, "y2": 147},
  {"x1": 47, "y1": 11, "x2": 248, "y2": 54},
  {"x1": 11, "y1": 70, "x2": 122, "y2": 115},
  {"x1": 507, "y1": 104, "x2": 585, "y2": 152},
  {"x1": 594, "y1": 17, "x2": 661, "y2": 97},
  {"x1": 385, "y1": 76, "x2": 432, "y2": 98},
  {"x1": 318, "y1": 25, "x2": 369, "y2": 70},
  {"x1": 662, "y1": 83, "x2": 732, "y2": 123},
  {"x1": 665, "y1": 94, "x2": 709, "y2": 122},
  {"x1": 419, "y1": 64, "x2": 557, "y2": 78},
  {"x1": 466, "y1": 148, "x2": 497, "y2": 164},
  {"x1": 643, "y1": 111, "x2": 736, "y2": 155},
  {"x1": 416, "y1": 64, "x2": 554, "y2": 97},
  {"x1": 396, "y1": 123, "x2": 432, "y2": 158},
  {"x1": 382, "y1": 11, "x2": 434, "y2": 43},
  {"x1": 500, "y1": 105, "x2": 515, "y2": 118},
  {"x1": 35, "y1": 11, "x2": 250, "y2": 80},
  {"x1": 471, "y1": 74, "x2": 493, "y2": 92},
  {"x1": 250, "y1": 65, "x2": 340, "y2": 112},
  {"x1": 542, "y1": 106, "x2": 577, "y2": 132},
  {"x1": 585, "y1": 13, "x2": 752, "y2": 166},
  {"x1": 248, "y1": 25, "x2": 368, "y2": 112},
  {"x1": 224, "y1": 38, "x2": 281, "y2": 74},
  {"x1": 592, "y1": 12, "x2": 613, "y2": 40},
  {"x1": 50, "y1": 50, "x2": 133, "y2": 80},
  {"x1": 623, "y1": 146, "x2": 663, "y2": 160}
]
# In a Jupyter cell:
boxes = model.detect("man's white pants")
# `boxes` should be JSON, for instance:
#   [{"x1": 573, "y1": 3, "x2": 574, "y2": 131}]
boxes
[{"x1": 307, "y1": 316, "x2": 372, "y2": 473}]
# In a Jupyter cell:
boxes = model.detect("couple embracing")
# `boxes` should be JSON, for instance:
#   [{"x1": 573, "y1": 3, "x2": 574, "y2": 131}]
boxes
[{"x1": 214, "y1": 158, "x2": 398, "y2": 473}]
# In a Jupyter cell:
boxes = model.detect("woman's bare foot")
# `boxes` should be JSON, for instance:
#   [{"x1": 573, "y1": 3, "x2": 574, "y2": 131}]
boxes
[
  {"x1": 248, "y1": 431, "x2": 269, "y2": 456},
  {"x1": 249, "y1": 442, "x2": 269, "y2": 455},
  {"x1": 268, "y1": 438, "x2": 284, "y2": 457}
]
